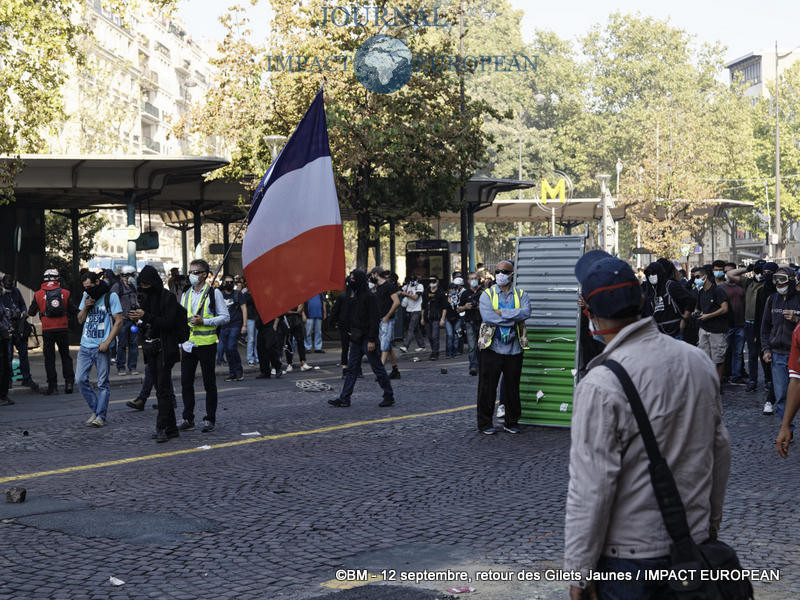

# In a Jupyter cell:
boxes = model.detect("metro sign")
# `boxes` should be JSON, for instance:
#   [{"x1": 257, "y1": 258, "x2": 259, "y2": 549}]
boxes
[{"x1": 541, "y1": 177, "x2": 566, "y2": 203}]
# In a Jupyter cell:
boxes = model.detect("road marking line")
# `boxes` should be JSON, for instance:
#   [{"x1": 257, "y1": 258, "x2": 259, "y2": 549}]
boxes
[{"x1": 0, "y1": 405, "x2": 473, "y2": 484}]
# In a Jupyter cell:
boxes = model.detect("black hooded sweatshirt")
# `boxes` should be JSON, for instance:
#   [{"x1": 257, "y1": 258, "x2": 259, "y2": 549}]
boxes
[
  {"x1": 641, "y1": 262, "x2": 686, "y2": 336},
  {"x1": 346, "y1": 270, "x2": 379, "y2": 345},
  {"x1": 137, "y1": 265, "x2": 187, "y2": 366}
]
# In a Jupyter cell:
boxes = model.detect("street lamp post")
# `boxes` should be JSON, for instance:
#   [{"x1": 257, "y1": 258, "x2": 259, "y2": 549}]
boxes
[
  {"x1": 597, "y1": 173, "x2": 611, "y2": 253},
  {"x1": 264, "y1": 134, "x2": 287, "y2": 162}
]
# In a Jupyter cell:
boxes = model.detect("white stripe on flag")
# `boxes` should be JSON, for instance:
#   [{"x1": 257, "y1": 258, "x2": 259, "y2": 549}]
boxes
[{"x1": 242, "y1": 156, "x2": 340, "y2": 267}]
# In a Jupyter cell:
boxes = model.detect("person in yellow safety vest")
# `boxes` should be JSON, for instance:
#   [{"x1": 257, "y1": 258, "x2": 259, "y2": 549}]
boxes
[
  {"x1": 178, "y1": 259, "x2": 230, "y2": 434},
  {"x1": 477, "y1": 260, "x2": 531, "y2": 435}
]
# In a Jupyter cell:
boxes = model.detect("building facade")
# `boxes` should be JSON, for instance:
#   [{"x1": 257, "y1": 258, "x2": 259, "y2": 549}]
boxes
[
  {"x1": 726, "y1": 47, "x2": 800, "y2": 100},
  {"x1": 45, "y1": 0, "x2": 224, "y2": 272}
]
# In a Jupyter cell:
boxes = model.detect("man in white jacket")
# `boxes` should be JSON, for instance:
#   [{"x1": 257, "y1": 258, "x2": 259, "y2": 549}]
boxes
[{"x1": 565, "y1": 250, "x2": 731, "y2": 600}]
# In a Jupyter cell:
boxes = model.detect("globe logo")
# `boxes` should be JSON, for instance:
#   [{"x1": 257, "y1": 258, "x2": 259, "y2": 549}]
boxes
[{"x1": 354, "y1": 34, "x2": 413, "y2": 94}]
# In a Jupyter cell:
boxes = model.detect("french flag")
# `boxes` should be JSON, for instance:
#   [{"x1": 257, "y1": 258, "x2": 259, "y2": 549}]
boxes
[{"x1": 242, "y1": 90, "x2": 345, "y2": 324}]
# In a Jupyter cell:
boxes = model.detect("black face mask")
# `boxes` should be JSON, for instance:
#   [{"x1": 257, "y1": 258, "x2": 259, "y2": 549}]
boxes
[
  {"x1": 222, "y1": 282, "x2": 234, "y2": 291},
  {"x1": 86, "y1": 280, "x2": 109, "y2": 300}
]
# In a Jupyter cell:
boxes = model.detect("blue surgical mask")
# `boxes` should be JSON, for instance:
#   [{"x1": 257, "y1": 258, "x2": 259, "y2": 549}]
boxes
[
  {"x1": 189, "y1": 274, "x2": 201, "y2": 286},
  {"x1": 470, "y1": 279, "x2": 478, "y2": 288},
  {"x1": 694, "y1": 278, "x2": 705, "y2": 288},
  {"x1": 713, "y1": 270, "x2": 724, "y2": 279}
]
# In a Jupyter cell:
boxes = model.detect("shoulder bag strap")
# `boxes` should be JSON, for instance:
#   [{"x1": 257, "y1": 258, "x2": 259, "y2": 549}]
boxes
[{"x1": 602, "y1": 359, "x2": 694, "y2": 553}]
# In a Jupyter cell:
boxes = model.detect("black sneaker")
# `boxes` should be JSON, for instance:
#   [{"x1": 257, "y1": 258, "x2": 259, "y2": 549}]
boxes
[
  {"x1": 469, "y1": 369, "x2": 477, "y2": 376},
  {"x1": 389, "y1": 367, "x2": 401, "y2": 380},
  {"x1": 378, "y1": 397, "x2": 395, "y2": 407},
  {"x1": 314, "y1": 349, "x2": 325, "y2": 353},
  {"x1": 178, "y1": 420, "x2": 195, "y2": 431},
  {"x1": 22, "y1": 379, "x2": 39, "y2": 391},
  {"x1": 126, "y1": 398, "x2": 146, "y2": 411},
  {"x1": 236, "y1": 374, "x2": 245, "y2": 381},
  {"x1": 503, "y1": 425, "x2": 521, "y2": 434},
  {"x1": 64, "y1": 381, "x2": 74, "y2": 394},
  {"x1": 328, "y1": 398, "x2": 350, "y2": 407},
  {"x1": 0, "y1": 396, "x2": 14, "y2": 406},
  {"x1": 201, "y1": 420, "x2": 215, "y2": 433},
  {"x1": 746, "y1": 381, "x2": 757, "y2": 392},
  {"x1": 429, "y1": 354, "x2": 439, "y2": 361},
  {"x1": 155, "y1": 429, "x2": 168, "y2": 443},
  {"x1": 481, "y1": 427, "x2": 497, "y2": 435},
  {"x1": 43, "y1": 383, "x2": 58, "y2": 396},
  {"x1": 224, "y1": 375, "x2": 237, "y2": 382}
]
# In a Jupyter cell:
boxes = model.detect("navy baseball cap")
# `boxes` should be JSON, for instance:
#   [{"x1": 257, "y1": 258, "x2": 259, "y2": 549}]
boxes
[{"x1": 574, "y1": 251, "x2": 642, "y2": 318}]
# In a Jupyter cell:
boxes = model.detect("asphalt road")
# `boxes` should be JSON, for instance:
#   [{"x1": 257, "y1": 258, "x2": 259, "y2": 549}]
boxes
[{"x1": 0, "y1": 350, "x2": 798, "y2": 599}]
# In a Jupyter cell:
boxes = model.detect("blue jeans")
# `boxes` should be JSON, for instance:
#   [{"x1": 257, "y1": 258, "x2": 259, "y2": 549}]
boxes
[
  {"x1": 339, "y1": 340, "x2": 393, "y2": 402},
  {"x1": 246, "y1": 319, "x2": 258, "y2": 363},
  {"x1": 726, "y1": 326, "x2": 744, "y2": 379},
  {"x1": 115, "y1": 321, "x2": 139, "y2": 372},
  {"x1": 76, "y1": 346, "x2": 111, "y2": 420},
  {"x1": 594, "y1": 555, "x2": 676, "y2": 599},
  {"x1": 304, "y1": 317, "x2": 323, "y2": 351},
  {"x1": 772, "y1": 352, "x2": 792, "y2": 429},
  {"x1": 464, "y1": 321, "x2": 478, "y2": 370},
  {"x1": 219, "y1": 326, "x2": 243, "y2": 377},
  {"x1": 444, "y1": 319, "x2": 462, "y2": 357}
]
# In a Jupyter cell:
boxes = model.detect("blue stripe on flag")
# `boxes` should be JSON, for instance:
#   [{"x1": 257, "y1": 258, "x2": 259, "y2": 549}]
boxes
[{"x1": 248, "y1": 90, "x2": 331, "y2": 224}]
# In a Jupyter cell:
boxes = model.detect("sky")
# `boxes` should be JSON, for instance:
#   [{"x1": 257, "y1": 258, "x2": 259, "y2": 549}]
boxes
[{"x1": 176, "y1": 0, "x2": 796, "y2": 64}]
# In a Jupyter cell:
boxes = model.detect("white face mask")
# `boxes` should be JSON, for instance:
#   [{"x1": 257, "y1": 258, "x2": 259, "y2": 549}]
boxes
[
  {"x1": 647, "y1": 275, "x2": 658, "y2": 285},
  {"x1": 755, "y1": 274, "x2": 763, "y2": 282},
  {"x1": 495, "y1": 272, "x2": 511, "y2": 286},
  {"x1": 368, "y1": 281, "x2": 376, "y2": 291},
  {"x1": 588, "y1": 318, "x2": 598, "y2": 335},
  {"x1": 777, "y1": 285, "x2": 789, "y2": 295}
]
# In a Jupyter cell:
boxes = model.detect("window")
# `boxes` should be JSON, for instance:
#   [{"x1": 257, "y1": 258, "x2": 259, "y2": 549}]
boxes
[{"x1": 731, "y1": 58, "x2": 761, "y2": 86}]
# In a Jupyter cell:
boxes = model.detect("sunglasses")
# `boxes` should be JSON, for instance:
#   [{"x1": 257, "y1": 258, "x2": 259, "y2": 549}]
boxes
[
  {"x1": 188, "y1": 270, "x2": 206, "y2": 276},
  {"x1": 495, "y1": 269, "x2": 513, "y2": 275}
]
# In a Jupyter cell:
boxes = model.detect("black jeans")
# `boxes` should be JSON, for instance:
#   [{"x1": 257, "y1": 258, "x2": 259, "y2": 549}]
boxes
[
  {"x1": 181, "y1": 344, "x2": 218, "y2": 423},
  {"x1": 0, "y1": 337, "x2": 9, "y2": 397},
  {"x1": 9, "y1": 334, "x2": 31, "y2": 382},
  {"x1": 339, "y1": 340, "x2": 393, "y2": 402},
  {"x1": 257, "y1": 324, "x2": 283, "y2": 374},
  {"x1": 149, "y1": 355, "x2": 177, "y2": 434},
  {"x1": 424, "y1": 319, "x2": 441, "y2": 356},
  {"x1": 339, "y1": 330, "x2": 351, "y2": 366},
  {"x1": 477, "y1": 349, "x2": 523, "y2": 430},
  {"x1": 42, "y1": 330, "x2": 74, "y2": 384},
  {"x1": 285, "y1": 321, "x2": 306, "y2": 364},
  {"x1": 137, "y1": 362, "x2": 176, "y2": 403},
  {"x1": 402, "y1": 311, "x2": 425, "y2": 349}
]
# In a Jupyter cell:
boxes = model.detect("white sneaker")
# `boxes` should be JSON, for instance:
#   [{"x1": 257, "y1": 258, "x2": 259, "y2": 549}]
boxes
[
  {"x1": 496, "y1": 404, "x2": 505, "y2": 419},
  {"x1": 91, "y1": 416, "x2": 106, "y2": 427},
  {"x1": 415, "y1": 347, "x2": 425, "y2": 352},
  {"x1": 85, "y1": 413, "x2": 97, "y2": 426},
  {"x1": 300, "y1": 364, "x2": 313, "y2": 372},
  {"x1": 270, "y1": 368, "x2": 277, "y2": 376},
  {"x1": 399, "y1": 346, "x2": 408, "y2": 353},
  {"x1": 284, "y1": 365, "x2": 293, "y2": 373},
  {"x1": 763, "y1": 401, "x2": 774, "y2": 415}
]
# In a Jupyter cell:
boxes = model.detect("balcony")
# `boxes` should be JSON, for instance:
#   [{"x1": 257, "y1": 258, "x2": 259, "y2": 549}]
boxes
[
  {"x1": 143, "y1": 136, "x2": 161, "y2": 154},
  {"x1": 137, "y1": 34, "x2": 150, "y2": 51},
  {"x1": 175, "y1": 58, "x2": 191, "y2": 75},
  {"x1": 140, "y1": 67, "x2": 158, "y2": 88},
  {"x1": 141, "y1": 101, "x2": 160, "y2": 121},
  {"x1": 176, "y1": 85, "x2": 192, "y2": 103},
  {"x1": 155, "y1": 42, "x2": 170, "y2": 59}
]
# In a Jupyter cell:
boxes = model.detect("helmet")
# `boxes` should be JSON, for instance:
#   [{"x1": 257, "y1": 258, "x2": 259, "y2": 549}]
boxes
[
  {"x1": 43, "y1": 269, "x2": 59, "y2": 282},
  {"x1": 120, "y1": 265, "x2": 136, "y2": 275}
]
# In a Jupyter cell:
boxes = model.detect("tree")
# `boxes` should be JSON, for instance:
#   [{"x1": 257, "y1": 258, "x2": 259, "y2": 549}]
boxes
[
  {"x1": 179, "y1": 0, "x2": 495, "y2": 269},
  {"x1": 1, "y1": 0, "x2": 176, "y2": 202},
  {"x1": 44, "y1": 210, "x2": 108, "y2": 287}
]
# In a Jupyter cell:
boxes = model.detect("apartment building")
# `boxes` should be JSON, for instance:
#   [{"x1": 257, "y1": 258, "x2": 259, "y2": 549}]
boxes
[{"x1": 726, "y1": 46, "x2": 800, "y2": 100}]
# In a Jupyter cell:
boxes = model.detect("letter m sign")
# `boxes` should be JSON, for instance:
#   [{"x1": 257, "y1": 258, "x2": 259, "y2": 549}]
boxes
[{"x1": 541, "y1": 178, "x2": 566, "y2": 204}]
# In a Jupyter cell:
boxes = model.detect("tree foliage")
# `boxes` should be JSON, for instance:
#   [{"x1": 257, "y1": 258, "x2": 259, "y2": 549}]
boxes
[{"x1": 44, "y1": 210, "x2": 109, "y2": 285}]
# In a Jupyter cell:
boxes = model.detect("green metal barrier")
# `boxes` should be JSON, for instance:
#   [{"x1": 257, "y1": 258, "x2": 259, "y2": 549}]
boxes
[{"x1": 519, "y1": 328, "x2": 576, "y2": 427}]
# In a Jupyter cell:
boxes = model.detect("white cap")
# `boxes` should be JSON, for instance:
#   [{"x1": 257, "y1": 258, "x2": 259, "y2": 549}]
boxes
[
  {"x1": 43, "y1": 269, "x2": 59, "y2": 280},
  {"x1": 121, "y1": 265, "x2": 136, "y2": 275},
  {"x1": 453, "y1": 277, "x2": 464, "y2": 286}
]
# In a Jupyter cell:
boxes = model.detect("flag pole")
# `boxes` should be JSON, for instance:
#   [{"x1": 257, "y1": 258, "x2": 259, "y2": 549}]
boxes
[{"x1": 191, "y1": 213, "x2": 249, "y2": 317}]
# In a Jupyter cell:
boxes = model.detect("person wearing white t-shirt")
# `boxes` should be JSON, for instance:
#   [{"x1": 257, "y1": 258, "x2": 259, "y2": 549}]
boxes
[{"x1": 398, "y1": 278, "x2": 425, "y2": 353}]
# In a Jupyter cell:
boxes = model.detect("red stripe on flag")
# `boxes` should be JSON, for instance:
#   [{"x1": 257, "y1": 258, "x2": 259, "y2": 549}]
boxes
[{"x1": 244, "y1": 224, "x2": 345, "y2": 324}]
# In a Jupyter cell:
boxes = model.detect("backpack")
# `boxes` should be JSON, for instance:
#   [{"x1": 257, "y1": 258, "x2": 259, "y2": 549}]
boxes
[
  {"x1": 175, "y1": 302, "x2": 190, "y2": 343},
  {"x1": 44, "y1": 288, "x2": 65, "y2": 318}
]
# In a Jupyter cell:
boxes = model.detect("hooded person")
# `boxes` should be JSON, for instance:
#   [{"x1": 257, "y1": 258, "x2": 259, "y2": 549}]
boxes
[
  {"x1": 329, "y1": 270, "x2": 395, "y2": 408},
  {"x1": 760, "y1": 266, "x2": 800, "y2": 420},
  {"x1": 126, "y1": 265, "x2": 188, "y2": 441}
]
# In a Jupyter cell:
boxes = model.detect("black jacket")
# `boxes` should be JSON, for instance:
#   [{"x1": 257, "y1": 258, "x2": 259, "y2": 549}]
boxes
[
  {"x1": 422, "y1": 287, "x2": 447, "y2": 321},
  {"x1": 346, "y1": 270, "x2": 379, "y2": 344},
  {"x1": 138, "y1": 266, "x2": 186, "y2": 366},
  {"x1": 330, "y1": 291, "x2": 354, "y2": 331}
]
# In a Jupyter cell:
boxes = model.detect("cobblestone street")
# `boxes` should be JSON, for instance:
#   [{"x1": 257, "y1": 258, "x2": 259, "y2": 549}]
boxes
[{"x1": 0, "y1": 352, "x2": 798, "y2": 599}]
